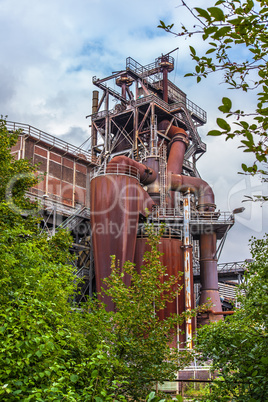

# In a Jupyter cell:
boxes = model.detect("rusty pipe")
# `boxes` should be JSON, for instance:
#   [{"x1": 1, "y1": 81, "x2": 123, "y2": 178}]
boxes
[
  {"x1": 159, "y1": 120, "x2": 189, "y2": 175},
  {"x1": 171, "y1": 176, "x2": 221, "y2": 317},
  {"x1": 163, "y1": 68, "x2": 168, "y2": 103},
  {"x1": 161, "y1": 121, "x2": 222, "y2": 320},
  {"x1": 170, "y1": 174, "x2": 216, "y2": 211},
  {"x1": 106, "y1": 155, "x2": 157, "y2": 185},
  {"x1": 91, "y1": 91, "x2": 99, "y2": 155},
  {"x1": 208, "y1": 310, "x2": 234, "y2": 315}
]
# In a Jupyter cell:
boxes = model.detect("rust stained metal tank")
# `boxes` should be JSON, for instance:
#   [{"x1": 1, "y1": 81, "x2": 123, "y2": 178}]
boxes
[
  {"x1": 134, "y1": 237, "x2": 195, "y2": 345},
  {"x1": 90, "y1": 173, "x2": 154, "y2": 310}
]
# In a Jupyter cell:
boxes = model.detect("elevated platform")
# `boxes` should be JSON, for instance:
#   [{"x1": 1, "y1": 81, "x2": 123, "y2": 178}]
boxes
[
  {"x1": 194, "y1": 261, "x2": 246, "y2": 282},
  {"x1": 148, "y1": 207, "x2": 234, "y2": 240}
]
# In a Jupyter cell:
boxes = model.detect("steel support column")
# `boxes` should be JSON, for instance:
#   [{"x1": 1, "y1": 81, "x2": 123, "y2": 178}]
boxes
[{"x1": 183, "y1": 190, "x2": 193, "y2": 349}]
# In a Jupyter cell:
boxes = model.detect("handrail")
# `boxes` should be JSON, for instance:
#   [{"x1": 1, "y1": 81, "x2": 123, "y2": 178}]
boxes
[
  {"x1": 90, "y1": 163, "x2": 140, "y2": 181},
  {"x1": 6, "y1": 120, "x2": 99, "y2": 165},
  {"x1": 191, "y1": 210, "x2": 234, "y2": 224},
  {"x1": 193, "y1": 261, "x2": 246, "y2": 276},
  {"x1": 150, "y1": 206, "x2": 234, "y2": 225},
  {"x1": 217, "y1": 261, "x2": 246, "y2": 273},
  {"x1": 125, "y1": 57, "x2": 207, "y2": 123}
]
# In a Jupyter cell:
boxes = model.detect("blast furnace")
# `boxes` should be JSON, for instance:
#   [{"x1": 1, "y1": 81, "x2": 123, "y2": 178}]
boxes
[{"x1": 89, "y1": 52, "x2": 234, "y2": 346}]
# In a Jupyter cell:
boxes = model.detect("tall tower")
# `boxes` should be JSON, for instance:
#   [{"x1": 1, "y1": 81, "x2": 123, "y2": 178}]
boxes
[{"x1": 89, "y1": 53, "x2": 234, "y2": 346}]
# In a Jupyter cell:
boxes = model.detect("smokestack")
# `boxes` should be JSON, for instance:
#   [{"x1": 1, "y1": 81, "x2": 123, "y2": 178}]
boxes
[{"x1": 91, "y1": 90, "x2": 99, "y2": 156}]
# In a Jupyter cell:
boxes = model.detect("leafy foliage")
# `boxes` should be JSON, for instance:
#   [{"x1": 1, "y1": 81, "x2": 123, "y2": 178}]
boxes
[
  {"x1": 195, "y1": 234, "x2": 268, "y2": 401},
  {"x1": 85, "y1": 224, "x2": 194, "y2": 400},
  {"x1": 0, "y1": 120, "x2": 127, "y2": 401},
  {"x1": 159, "y1": 0, "x2": 268, "y2": 195},
  {"x1": 0, "y1": 120, "x2": 192, "y2": 400},
  {"x1": 0, "y1": 118, "x2": 40, "y2": 229}
]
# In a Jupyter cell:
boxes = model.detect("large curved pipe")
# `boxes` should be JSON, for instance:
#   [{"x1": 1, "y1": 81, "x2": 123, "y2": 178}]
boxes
[
  {"x1": 159, "y1": 120, "x2": 189, "y2": 175},
  {"x1": 170, "y1": 174, "x2": 216, "y2": 212},
  {"x1": 106, "y1": 155, "x2": 157, "y2": 185}
]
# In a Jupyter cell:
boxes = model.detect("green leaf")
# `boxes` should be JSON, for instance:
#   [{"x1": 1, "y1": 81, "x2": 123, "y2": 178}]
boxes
[
  {"x1": 195, "y1": 7, "x2": 211, "y2": 20},
  {"x1": 206, "y1": 48, "x2": 216, "y2": 54},
  {"x1": 261, "y1": 356, "x2": 268, "y2": 365},
  {"x1": 189, "y1": 46, "x2": 196, "y2": 56},
  {"x1": 147, "y1": 391, "x2": 156, "y2": 402},
  {"x1": 70, "y1": 374, "x2": 79, "y2": 383},
  {"x1": 214, "y1": 26, "x2": 232, "y2": 39},
  {"x1": 219, "y1": 97, "x2": 232, "y2": 113},
  {"x1": 208, "y1": 7, "x2": 225, "y2": 21},
  {"x1": 240, "y1": 121, "x2": 249, "y2": 129},
  {"x1": 35, "y1": 350, "x2": 42, "y2": 358},
  {"x1": 217, "y1": 118, "x2": 231, "y2": 131},
  {"x1": 208, "y1": 130, "x2": 222, "y2": 136},
  {"x1": 222, "y1": 97, "x2": 232, "y2": 111},
  {"x1": 158, "y1": 20, "x2": 166, "y2": 29},
  {"x1": 91, "y1": 369, "x2": 99, "y2": 379}
]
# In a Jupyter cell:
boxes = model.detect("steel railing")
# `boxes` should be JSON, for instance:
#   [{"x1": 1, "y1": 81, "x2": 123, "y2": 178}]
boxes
[
  {"x1": 6, "y1": 120, "x2": 99, "y2": 165},
  {"x1": 90, "y1": 163, "x2": 140, "y2": 181},
  {"x1": 150, "y1": 207, "x2": 234, "y2": 225}
]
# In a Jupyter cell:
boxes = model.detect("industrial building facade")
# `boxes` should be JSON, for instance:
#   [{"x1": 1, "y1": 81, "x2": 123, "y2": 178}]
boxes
[{"x1": 10, "y1": 53, "x2": 244, "y2": 347}]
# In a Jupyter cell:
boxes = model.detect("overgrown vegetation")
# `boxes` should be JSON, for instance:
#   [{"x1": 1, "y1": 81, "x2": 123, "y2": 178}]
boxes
[
  {"x1": 158, "y1": 2, "x2": 268, "y2": 400},
  {"x1": 0, "y1": 119, "x2": 97, "y2": 401},
  {"x1": 195, "y1": 235, "x2": 268, "y2": 401},
  {"x1": 0, "y1": 119, "x2": 193, "y2": 400}
]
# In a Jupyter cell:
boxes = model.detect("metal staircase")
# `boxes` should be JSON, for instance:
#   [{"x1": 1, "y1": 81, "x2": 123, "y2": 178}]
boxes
[{"x1": 59, "y1": 206, "x2": 90, "y2": 232}]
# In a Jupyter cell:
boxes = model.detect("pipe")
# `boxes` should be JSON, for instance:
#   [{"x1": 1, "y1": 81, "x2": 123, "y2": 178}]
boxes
[
  {"x1": 163, "y1": 67, "x2": 168, "y2": 103},
  {"x1": 183, "y1": 190, "x2": 193, "y2": 348},
  {"x1": 91, "y1": 91, "x2": 99, "y2": 155},
  {"x1": 158, "y1": 120, "x2": 189, "y2": 175},
  {"x1": 208, "y1": 310, "x2": 234, "y2": 315},
  {"x1": 170, "y1": 174, "x2": 216, "y2": 211},
  {"x1": 106, "y1": 155, "x2": 157, "y2": 185},
  {"x1": 161, "y1": 120, "x2": 222, "y2": 321},
  {"x1": 170, "y1": 173, "x2": 222, "y2": 318}
]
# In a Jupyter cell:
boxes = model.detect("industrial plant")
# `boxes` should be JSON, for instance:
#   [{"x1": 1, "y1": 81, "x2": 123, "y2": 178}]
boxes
[{"x1": 9, "y1": 52, "x2": 246, "y2": 349}]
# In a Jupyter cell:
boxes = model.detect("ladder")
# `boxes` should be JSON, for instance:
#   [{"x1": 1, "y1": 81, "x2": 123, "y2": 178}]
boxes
[{"x1": 159, "y1": 144, "x2": 167, "y2": 209}]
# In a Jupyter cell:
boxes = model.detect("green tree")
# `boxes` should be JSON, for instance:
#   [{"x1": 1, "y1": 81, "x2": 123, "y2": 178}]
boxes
[
  {"x1": 0, "y1": 119, "x2": 192, "y2": 400},
  {"x1": 195, "y1": 234, "x2": 268, "y2": 401},
  {"x1": 0, "y1": 119, "x2": 127, "y2": 401},
  {"x1": 84, "y1": 224, "x2": 194, "y2": 401},
  {"x1": 159, "y1": 0, "x2": 268, "y2": 199},
  {"x1": 159, "y1": 4, "x2": 268, "y2": 399},
  {"x1": 0, "y1": 118, "x2": 39, "y2": 227}
]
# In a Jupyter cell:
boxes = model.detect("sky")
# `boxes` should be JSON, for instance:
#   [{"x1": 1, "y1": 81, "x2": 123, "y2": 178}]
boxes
[{"x1": 1, "y1": 0, "x2": 267, "y2": 262}]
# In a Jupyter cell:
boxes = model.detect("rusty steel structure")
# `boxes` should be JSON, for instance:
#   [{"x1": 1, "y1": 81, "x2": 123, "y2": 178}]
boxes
[
  {"x1": 89, "y1": 52, "x2": 235, "y2": 345},
  {"x1": 10, "y1": 52, "x2": 237, "y2": 346}
]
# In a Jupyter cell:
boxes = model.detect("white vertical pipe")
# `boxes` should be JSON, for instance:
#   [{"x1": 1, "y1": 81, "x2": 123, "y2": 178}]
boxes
[{"x1": 183, "y1": 190, "x2": 193, "y2": 349}]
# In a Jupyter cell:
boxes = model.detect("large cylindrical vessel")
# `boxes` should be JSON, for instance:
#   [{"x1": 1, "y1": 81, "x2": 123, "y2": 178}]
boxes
[{"x1": 134, "y1": 236, "x2": 195, "y2": 346}]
